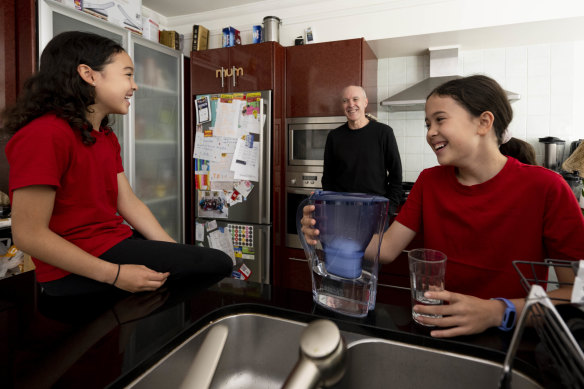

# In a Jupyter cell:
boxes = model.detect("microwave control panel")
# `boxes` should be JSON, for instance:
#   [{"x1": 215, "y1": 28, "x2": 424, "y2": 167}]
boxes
[{"x1": 288, "y1": 171, "x2": 323, "y2": 188}]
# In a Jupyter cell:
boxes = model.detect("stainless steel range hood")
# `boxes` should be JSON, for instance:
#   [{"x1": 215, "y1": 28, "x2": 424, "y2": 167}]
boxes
[{"x1": 380, "y1": 46, "x2": 520, "y2": 112}]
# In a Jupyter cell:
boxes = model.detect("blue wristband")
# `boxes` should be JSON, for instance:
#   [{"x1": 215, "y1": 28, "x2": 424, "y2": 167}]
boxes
[{"x1": 491, "y1": 297, "x2": 517, "y2": 331}]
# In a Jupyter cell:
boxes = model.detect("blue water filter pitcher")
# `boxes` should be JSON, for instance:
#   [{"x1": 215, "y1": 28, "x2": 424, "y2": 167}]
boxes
[{"x1": 296, "y1": 191, "x2": 389, "y2": 317}]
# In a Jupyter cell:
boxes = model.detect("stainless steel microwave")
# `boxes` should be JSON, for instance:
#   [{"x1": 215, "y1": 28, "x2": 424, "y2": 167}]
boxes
[{"x1": 287, "y1": 116, "x2": 346, "y2": 166}]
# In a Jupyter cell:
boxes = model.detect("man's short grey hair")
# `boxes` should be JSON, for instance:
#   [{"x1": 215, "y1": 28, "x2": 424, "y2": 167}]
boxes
[{"x1": 342, "y1": 85, "x2": 367, "y2": 99}]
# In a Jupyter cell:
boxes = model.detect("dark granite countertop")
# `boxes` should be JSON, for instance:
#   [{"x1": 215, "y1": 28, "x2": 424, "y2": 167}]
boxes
[{"x1": 3, "y1": 271, "x2": 546, "y2": 388}]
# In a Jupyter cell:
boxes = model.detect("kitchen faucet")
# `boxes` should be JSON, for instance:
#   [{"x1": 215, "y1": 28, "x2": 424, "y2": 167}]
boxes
[{"x1": 283, "y1": 319, "x2": 347, "y2": 388}]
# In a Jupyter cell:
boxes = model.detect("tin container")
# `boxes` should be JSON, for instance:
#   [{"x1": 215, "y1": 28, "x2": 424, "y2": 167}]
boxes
[{"x1": 263, "y1": 16, "x2": 281, "y2": 43}]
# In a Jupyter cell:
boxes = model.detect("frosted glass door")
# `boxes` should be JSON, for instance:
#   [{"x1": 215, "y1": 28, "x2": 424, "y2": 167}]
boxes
[{"x1": 133, "y1": 41, "x2": 183, "y2": 242}]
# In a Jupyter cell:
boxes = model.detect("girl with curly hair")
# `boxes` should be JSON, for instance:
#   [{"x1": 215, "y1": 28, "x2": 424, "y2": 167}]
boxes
[{"x1": 2, "y1": 31, "x2": 232, "y2": 296}]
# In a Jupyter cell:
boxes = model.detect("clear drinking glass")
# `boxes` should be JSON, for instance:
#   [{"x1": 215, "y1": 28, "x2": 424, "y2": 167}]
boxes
[{"x1": 408, "y1": 248, "x2": 447, "y2": 326}]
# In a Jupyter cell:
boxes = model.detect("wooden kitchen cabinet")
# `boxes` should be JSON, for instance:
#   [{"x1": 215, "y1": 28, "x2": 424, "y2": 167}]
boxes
[
  {"x1": 281, "y1": 247, "x2": 312, "y2": 292},
  {"x1": 0, "y1": 0, "x2": 36, "y2": 196},
  {"x1": 190, "y1": 48, "x2": 229, "y2": 94},
  {"x1": 286, "y1": 38, "x2": 378, "y2": 118},
  {"x1": 191, "y1": 42, "x2": 281, "y2": 94},
  {"x1": 377, "y1": 233, "x2": 424, "y2": 303}
]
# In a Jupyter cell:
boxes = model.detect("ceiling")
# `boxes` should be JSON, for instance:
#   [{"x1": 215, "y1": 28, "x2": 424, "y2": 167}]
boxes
[{"x1": 141, "y1": 0, "x2": 262, "y2": 18}]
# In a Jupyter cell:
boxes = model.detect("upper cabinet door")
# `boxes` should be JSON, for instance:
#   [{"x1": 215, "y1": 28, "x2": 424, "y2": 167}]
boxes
[
  {"x1": 191, "y1": 43, "x2": 276, "y2": 94},
  {"x1": 286, "y1": 38, "x2": 364, "y2": 117},
  {"x1": 191, "y1": 48, "x2": 230, "y2": 95},
  {"x1": 229, "y1": 42, "x2": 274, "y2": 92}
]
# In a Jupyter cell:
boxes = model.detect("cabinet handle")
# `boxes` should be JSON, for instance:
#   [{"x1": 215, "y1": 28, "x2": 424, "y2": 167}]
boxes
[
  {"x1": 289, "y1": 257, "x2": 308, "y2": 263},
  {"x1": 220, "y1": 67, "x2": 224, "y2": 88},
  {"x1": 232, "y1": 66, "x2": 236, "y2": 87}
]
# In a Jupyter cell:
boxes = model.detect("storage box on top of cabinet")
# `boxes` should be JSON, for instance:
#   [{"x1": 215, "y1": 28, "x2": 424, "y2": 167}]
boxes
[
  {"x1": 82, "y1": 0, "x2": 143, "y2": 34},
  {"x1": 54, "y1": 0, "x2": 81, "y2": 9}
]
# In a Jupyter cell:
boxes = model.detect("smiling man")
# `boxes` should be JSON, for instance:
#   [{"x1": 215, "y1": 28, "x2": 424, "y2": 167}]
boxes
[{"x1": 322, "y1": 85, "x2": 403, "y2": 213}]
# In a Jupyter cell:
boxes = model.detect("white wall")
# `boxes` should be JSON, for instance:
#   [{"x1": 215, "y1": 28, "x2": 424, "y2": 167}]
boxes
[
  {"x1": 149, "y1": 0, "x2": 584, "y2": 179},
  {"x1": 378, "y1": 41, "x2": 584, "y2": 182},
  {"x1": 151, "y1": 0, "x2": 584, "y2": 57}
]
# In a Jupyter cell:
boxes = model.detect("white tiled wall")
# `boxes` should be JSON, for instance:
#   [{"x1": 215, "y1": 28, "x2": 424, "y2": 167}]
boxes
[{"x1": 377, "y1": 41, "x2": 584, "y2": 182}]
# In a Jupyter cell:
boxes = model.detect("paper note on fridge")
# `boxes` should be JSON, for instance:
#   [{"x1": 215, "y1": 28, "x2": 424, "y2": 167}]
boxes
[
  {"x1": 193, "y1": 132, "x2": 221, "y2": 161},
  {"x1": 239, "y1": 108, "x2": 261, "y2": 134},
  {"x1": 195, "y1": 222, "x2": 205, "y2": 242},
  {"x1": 214, "y1": 100, "x2": 244, "y2": 138},
  {"x1": 216, "y1": 136, "x2": 238, "y2": 154},
  {"x1": 209, "y1": 154, "x2": 235, "y2": 182},
  {"x1": 208, "y1": 228, "x2": 236, "y2": 265},
  {"x1": 230, "y1": 137, "x2": 259, "y2": 181}
]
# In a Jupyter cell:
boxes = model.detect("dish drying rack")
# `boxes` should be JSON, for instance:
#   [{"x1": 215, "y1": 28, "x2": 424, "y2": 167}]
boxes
[{"x1": 499, "y1": 259, "x2": 584, "y2": 389}]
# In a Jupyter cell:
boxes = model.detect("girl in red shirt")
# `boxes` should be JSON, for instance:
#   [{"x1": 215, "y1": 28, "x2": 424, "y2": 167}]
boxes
[
  {"x1": 301, "y1": 75, "x2": 584, "y2": 338},
  {"x1": 2, "y1": 31, "x2": 232, "y2": 296}
]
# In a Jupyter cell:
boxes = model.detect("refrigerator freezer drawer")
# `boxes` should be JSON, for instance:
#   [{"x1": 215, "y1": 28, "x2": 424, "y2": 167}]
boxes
[{"x1": 197, "y1": 219, "x2": 271, "y2": 284}]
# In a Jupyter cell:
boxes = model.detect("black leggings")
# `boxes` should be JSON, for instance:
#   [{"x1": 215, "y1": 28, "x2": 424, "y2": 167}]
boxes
[{"x1": 40, "y1": 231, "x2": 233, "y2": 296}]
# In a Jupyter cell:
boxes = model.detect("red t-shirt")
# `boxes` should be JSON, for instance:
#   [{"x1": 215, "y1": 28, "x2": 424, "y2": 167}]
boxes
[
  {"x1": 396, "y1": 157, "x2": 584, "y2": 299},
  {"x1": 6, "y1": 114, "x2": 133, "y2": 282}
]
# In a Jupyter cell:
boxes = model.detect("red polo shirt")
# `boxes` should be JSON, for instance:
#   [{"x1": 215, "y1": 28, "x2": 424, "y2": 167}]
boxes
[
  {"x1": 6, "y1": 114, "x2": 132, "y2": 282},
  {"x1": 396, "y1": 157, "x2": 584, "y2": 299}
]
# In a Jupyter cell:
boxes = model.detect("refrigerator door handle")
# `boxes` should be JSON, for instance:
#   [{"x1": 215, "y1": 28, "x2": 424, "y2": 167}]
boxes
[
  {"x1": 259, "y1": 226, "x2": 271, "y2": 284},
  {"x1": 220, "y1": 67, "x2": 225, "y2": 88},
  {"x1": 258, "y1": 97, "x2": 270, "y2": 224},
  {"x1": 232, "y1": 66, "x2": 237, "y2": 87}
]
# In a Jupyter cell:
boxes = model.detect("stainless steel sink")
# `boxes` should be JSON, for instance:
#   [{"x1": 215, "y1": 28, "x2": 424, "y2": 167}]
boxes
[
  {"x1": 334, "y1": 339, "x2": 539, "y2": 389},
  {"x1": 126, "y1": 313, "x2": 542, "y2": 389}
]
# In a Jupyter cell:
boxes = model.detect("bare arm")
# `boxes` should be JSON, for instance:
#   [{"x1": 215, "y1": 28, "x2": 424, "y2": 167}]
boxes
[
  {"x1": 116, "y1": 172, "x2": 175, "y2": 243},
  {"x1": 368, "y1": 220, "x2": 416, "y2": 264},
  {"x1": 11, "y1": 185, "x2": 168, "y2": 292},
  {"x1": 11, "y1": 185, "x2": 120, "y2": 284},
  {"x1": 545, "y1": 265, "x2": 575, "y2": 303}
]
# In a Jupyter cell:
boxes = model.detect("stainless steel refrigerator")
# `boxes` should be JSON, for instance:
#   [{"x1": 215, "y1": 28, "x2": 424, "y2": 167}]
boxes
[{"x1": 193, "y1": 91, "x2": 271, "y2": 284}]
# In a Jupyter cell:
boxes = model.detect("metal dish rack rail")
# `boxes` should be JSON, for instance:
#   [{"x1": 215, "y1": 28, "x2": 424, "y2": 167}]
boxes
[{"x1": 499, "y1": 259, "x2": 584, "y2": 388}]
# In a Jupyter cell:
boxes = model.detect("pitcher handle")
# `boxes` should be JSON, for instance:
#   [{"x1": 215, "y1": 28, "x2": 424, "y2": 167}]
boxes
[{"x1": 296, "y1": 193, "x2": 317, "y2": 254}]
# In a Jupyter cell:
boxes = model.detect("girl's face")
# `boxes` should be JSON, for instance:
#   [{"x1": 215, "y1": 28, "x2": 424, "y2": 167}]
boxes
[
  {"x1": 424, "y1": 94, "x2": 482, "y2": 166},
  {"x1": 92, "y1": 51, "x2": 137, "y2": 117}
]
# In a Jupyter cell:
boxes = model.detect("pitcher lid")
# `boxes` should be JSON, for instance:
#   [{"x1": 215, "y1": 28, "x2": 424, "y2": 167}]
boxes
[{"x1": 311, "y1": 191, "x2": 388, "y2": 204}]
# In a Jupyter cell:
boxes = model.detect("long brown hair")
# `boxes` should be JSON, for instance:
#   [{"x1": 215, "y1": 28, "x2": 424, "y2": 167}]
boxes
[{"x1": 0, "y1": 31, "x2": 125, "y2": 144}]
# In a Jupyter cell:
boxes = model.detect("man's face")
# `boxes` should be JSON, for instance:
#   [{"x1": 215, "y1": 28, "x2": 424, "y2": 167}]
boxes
[{"x1": 342, "y1": 86, "x2": 368, "y2": 123}]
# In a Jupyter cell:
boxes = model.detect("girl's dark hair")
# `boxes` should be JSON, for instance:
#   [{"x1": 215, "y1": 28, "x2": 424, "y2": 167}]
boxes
[
  {"x1": 427, "y1": 75, "x2": 513, "y2": 145},
  {"x1": 0, "y1": 31, "x2": 125, "y2": 144},
  {"x1": 499, "y1": 137, "x2": 537, "y2": 165}
]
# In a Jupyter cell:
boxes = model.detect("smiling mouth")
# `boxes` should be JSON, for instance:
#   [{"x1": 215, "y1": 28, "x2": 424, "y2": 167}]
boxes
[{"x1": 433, "y1": 142, "x2": 447, "y2": 151}]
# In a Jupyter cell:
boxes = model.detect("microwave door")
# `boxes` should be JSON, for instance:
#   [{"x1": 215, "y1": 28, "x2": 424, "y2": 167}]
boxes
[{"x1": 288, "y1": 121, "x2": 342, "y2": 166}]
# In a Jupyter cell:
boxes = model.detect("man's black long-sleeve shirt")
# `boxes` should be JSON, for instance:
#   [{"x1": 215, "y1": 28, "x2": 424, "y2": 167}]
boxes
[{"x1": 322, "y1": 120, "x2": 403, "y2": 213}]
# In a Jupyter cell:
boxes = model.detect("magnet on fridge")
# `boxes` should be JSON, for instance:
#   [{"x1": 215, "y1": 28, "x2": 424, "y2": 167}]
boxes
[
  {"x1": 238, "y1": 263, "x2": 252, "y2": 280},
  {"x1": 245, "y1": 134, "x2": 254, "y2": 148}
]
